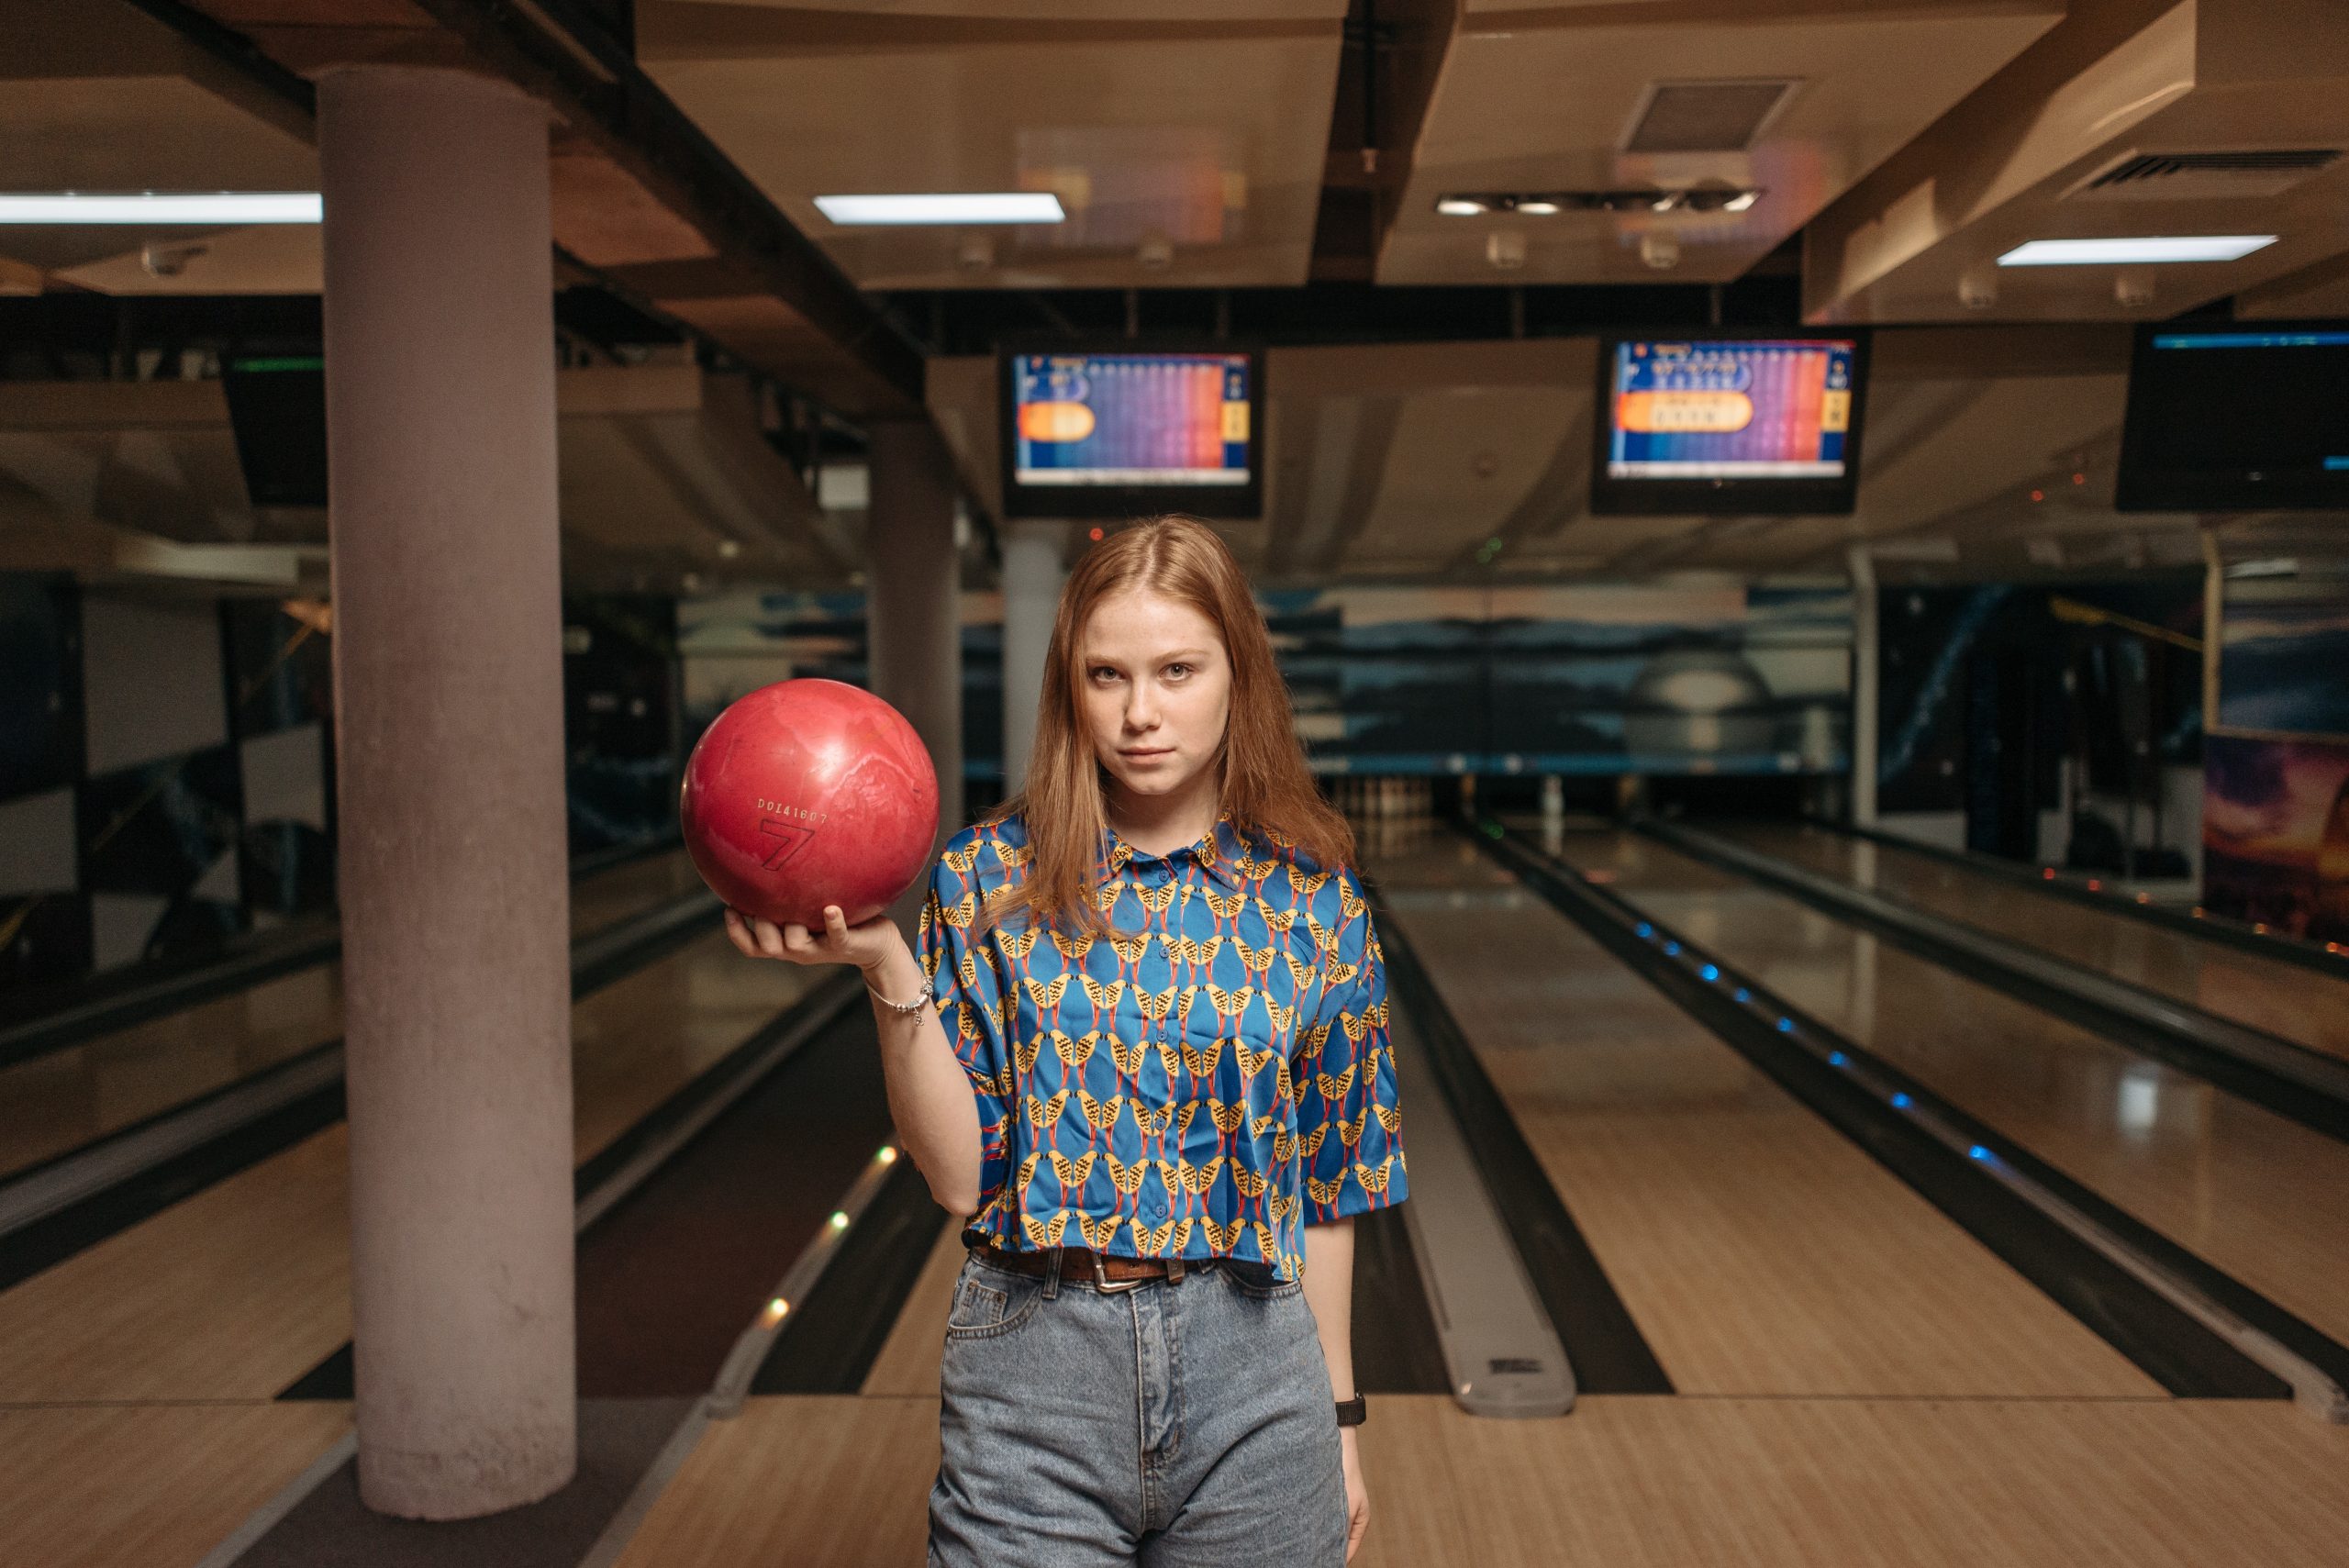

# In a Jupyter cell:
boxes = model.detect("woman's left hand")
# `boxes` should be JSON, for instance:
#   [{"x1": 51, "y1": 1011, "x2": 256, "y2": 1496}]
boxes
[{"x1": 1340, "y1": 1427, "x2": 1369, "y2": 1561}]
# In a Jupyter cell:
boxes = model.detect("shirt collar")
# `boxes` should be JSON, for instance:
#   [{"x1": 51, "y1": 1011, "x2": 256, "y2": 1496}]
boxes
[{"x1": 1099, "y1": 812, "x2": 1251, "y2": 890}]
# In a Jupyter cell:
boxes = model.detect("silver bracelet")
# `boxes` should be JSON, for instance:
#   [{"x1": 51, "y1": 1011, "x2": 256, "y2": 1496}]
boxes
[{"x1": 866, "y1": 974, "x2": 933, "y2": 1017}]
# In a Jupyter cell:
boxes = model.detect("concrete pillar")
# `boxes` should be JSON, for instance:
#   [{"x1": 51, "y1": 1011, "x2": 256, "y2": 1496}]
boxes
[
  {"x1": 1001, "y1": 520, "x2": 1067, "y2": 795},
  {"x1": 319, "y1": 65, "x2": 575, "y2": 1519},
  {"x1": 1848, "y1": 544, "x2": 1879, "y2": 826},
  {"x1": 866, "y1": 420, "x2": 963, "y2": 845}
]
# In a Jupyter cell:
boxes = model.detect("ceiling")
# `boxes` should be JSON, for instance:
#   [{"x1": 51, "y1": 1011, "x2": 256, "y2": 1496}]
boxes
[
  {"x1": 1381, "y1": 0, "x2": 2064, "y2": 287},
  {"x1": 636, "y1": 1, "x2": 1351, "y2": 291},
  {"x1": 4, "y1": 0, "x2": 2346, "y2": 593},
  {"x1": 1805, "y1": 0, "x2": 2349, "y2": 323}
]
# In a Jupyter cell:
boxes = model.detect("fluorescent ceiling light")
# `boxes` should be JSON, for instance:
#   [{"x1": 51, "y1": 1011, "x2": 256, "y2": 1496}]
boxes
[
  {"x1": 0, "y1": 192, "x2": 321, "y2": 225},
  {"x1": 1997, "y1": 235, "x2": 2276, "y2": 266},
  {"x1": 1514, "y1": 198, "x2": 1562, "y2": 216},
  {"x1": 813, "y1": 192, "x2": 1063, "y2": 226},
  {"x1": 1723, "y1": 190, "x2": 1759, "y2": 212},
  {"x1": 1435, "y1": 196, "x2": 1489, "y2": 217}
]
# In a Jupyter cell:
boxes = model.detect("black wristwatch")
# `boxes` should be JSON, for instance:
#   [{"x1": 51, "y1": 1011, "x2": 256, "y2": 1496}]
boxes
[{"x1": 1334, "y1": 1395, "x2": 1366, "y2": 1428}]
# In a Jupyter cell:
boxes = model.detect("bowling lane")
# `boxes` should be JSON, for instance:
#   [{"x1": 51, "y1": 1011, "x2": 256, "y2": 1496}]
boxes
[
  {"x1": 0, "y1": 919, "x2": 826, "y2": 1404},
  {"x1": 1362, "y1": 830, "x2": 2155, "y2": 1398},
  {"x1": 1554, "y1": 826, "x2": 2349, "y2": 1356},
  {"x1": 0, "y1": 846, "x2": 704, "y2": 1182},
  {"x1": 1718, "y1": 821, "x2": 2349, "y2": 1062}
]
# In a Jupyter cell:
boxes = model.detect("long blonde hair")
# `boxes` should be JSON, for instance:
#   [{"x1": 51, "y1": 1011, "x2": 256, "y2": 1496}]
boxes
[{"x1": 987, "y1": 516, "x2": 1353, "y2": 931}]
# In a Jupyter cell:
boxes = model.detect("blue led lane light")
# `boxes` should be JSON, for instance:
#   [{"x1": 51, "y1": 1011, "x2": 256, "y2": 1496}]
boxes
[
  {"x1": 1663, "y1": 940, "x2": 1681, "y2": 956},
  {"x1": 1891, "y1": 1092, "x2": 1913, "y2": 1109},
  {"x1": 1776, "y1": 1018, "x2": 1795, "y2": 1033},
  {"x1": 1700, "y1": 964, "x2": 1720, "y2": 982},
  {"x1": 1635, "y1": 922, "x2": 1654, "y2": 940}
]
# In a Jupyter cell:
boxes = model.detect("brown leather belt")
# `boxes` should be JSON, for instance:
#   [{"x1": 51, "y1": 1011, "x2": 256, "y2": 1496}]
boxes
[{"x1": 973, "y1": 1240, "x2": 1215, "y2": 1292}]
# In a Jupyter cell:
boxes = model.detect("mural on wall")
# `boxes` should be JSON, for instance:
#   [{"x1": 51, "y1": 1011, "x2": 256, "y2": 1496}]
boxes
[
  {"x1": 0, "y1": 573, "x2": 82, "y2": 801},
  {"x1": 1272, "y1": 584, "x2": 1851, "y2": 776},
  {"x1": 2205, "y1": 577, "x2": 2349, "y2": 940},
  {"x1": 78, "y1": 742, "x2": 247, "y2": 963},
  {"x1": 2203, "y1": 735, "x2": 2349, "y2": 944},
  {"x1": 564, "y1": 595, "x2": 685, "y2": 852},
  {"x1": 224, "y1": 599, "x2": 336, "y2": 917},
  {"x1": 680, "y1": 582, "x2": 1849, "y2": 787},
  {"x1": 679, "y1": 588, "x2": 1006, "y2": 791},
  {"x1": 0, "y1": 573, "x2": 88, "y2": 989},
  {"x1": 1876, "y1": 580, "x2": 2202, "y2": 864}
]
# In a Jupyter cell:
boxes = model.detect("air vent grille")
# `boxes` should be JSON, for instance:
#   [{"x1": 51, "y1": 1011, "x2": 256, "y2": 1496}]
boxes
[
  {"x1": 2072, "y1": 149, "x2": 2341, "y2": 201},
  {"x1": 1624, "y1": 81, "x2": 1799, "y2": 154}
]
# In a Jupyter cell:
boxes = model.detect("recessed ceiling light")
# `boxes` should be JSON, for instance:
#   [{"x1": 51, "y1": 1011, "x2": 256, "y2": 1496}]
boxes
[
  {"x1": 0, "y1": 192, "x2": 321, "y2": 225},
  {"x1": 1997, "y1": 235, "x2": 2277, "y2": 266},
  {"x1": 1723, "y1": 190, "x2": 1759, "y2": 212},
  {"x1": 1514, "y1": 198, "x2": 1562, "y2": 216},
  {"x1": 813, "y1": 192, "x2": 1064, "y2": 226},
  {"x1": 1436, "y1": 196, "x2": 1489, "y2": 217}
]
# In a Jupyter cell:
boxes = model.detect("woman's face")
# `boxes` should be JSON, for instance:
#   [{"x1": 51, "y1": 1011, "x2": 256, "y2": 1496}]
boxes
[{"x1": 1080, "y1": 588, "x2": 1232, "y2": 807}]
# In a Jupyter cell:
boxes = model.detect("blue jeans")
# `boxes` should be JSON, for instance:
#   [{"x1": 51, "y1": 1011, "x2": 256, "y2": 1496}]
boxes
[{"x1": 928, "y1": 1248, "x2": 1349, "y2": 1567}]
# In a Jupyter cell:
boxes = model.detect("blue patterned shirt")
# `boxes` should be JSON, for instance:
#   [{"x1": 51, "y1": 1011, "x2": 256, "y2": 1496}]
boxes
[{"x1": 917, "y1": 810, "x2": 1408, "y2": 1282}]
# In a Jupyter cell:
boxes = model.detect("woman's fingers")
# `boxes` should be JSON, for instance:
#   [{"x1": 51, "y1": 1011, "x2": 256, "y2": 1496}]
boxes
[
  {"x1": 753, "y1": 917, "x2": 789, "y2": 959},
  {"x1": 823, "y1": 906, "x2": 849, "y2": 941},
  {"x1": 722, "y1": 907, "x2": 758, "y2": 958}
]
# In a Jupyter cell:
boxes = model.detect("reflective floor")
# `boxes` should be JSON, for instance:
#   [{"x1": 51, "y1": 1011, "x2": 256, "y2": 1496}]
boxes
[
  {"x1": 1548, "y1": 826, "x2": 2349, "y2": 1354},
  {"x1": 0, "y1": 848, "x2": 709, "y2": 1182},
  {"x1": 1719, "y1": 821, "x2": 2349, "y2": 1062}
]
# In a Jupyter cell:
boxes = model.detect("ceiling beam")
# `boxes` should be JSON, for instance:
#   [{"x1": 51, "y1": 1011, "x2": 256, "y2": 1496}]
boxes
[{"x1": 158, "y1": 0, "x2": 924, "y2": 418}]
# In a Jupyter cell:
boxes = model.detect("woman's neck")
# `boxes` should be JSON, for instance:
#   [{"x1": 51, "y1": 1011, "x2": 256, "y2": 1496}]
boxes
[{"x1": 1104, "y1": 770, "x2": 1220, "y2": 858}]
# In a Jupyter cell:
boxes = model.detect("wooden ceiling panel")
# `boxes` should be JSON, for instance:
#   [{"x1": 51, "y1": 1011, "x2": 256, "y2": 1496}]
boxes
[
  {"x1": 1382, "y1": 0, "x2": 2061, "y2": 286},
  {"x1": 1806, "y1": 0, "x2": 2349, "y2": 323},
  {"x1": 639, "y1": 4, "x2": 1345, "y2": 289}
]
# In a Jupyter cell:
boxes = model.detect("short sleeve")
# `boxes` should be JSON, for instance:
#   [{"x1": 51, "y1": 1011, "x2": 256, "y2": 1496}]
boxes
[
  {"x1": 917, "y1": 844, "x2": 1013, "y2": 1217},
  {"x1": 1293, "y1": 865, "x2": 1408, "y2": 1223}
]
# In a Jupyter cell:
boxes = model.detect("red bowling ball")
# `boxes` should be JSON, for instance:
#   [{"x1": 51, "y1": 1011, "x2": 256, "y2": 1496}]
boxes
[{"x1": 680, "y1": 679, "x2": 939, "y2": 929}]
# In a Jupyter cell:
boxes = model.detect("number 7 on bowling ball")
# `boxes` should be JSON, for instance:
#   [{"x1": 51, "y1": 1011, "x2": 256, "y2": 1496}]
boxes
[{"x1": 760, "y1": 818, "x2": 815, "y2": 870}]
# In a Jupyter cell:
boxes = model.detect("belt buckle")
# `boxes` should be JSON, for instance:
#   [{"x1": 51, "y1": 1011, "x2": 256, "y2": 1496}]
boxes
[{"x1": 1086, "y1": 1249, "x2": 1148, "y2": 1294}]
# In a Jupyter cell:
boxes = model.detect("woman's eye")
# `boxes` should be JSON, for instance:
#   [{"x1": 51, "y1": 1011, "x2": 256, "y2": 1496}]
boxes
[
  {"x1": 1089, "y1": 666, "x2": 1120, "y2": 684},
  {"x1": 1164, "y1": 663, "x2": 1191, "y2": 679}
]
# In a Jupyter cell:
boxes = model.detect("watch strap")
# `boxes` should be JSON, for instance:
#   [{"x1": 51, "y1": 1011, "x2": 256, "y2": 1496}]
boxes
[{"x1": 1334, "y1": 1395, "x2": 1366, "y2": 1428}]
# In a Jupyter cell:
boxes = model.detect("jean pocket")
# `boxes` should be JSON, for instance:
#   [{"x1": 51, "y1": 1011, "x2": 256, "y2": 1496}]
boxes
[
  {"x1": 1224, "y1": 1258, "x2": 1303, "y2": 1300},
  {"x1": 946, "y1": 1273, "x2": 1010, "y2": 1336}
]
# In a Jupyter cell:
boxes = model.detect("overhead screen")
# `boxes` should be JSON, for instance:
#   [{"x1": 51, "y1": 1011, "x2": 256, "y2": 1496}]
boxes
[
  {"x1": 1000, "y1": 346, "x2": 1262, "y2": 518},
  {"x1": 2118, "y1": 323, "x2": 2349, "y2": 511},
  {"x1": 1591, "y1": 333, "x2": 1867, "y2": 515}
]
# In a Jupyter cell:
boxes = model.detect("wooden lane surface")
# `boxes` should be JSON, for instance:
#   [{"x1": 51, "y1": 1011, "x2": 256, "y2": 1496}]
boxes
[
  {"x1": 1368, "y1": 835, "x2": 2154, "y2": 1400},
  {"x1": 0, "y1": 929, "x2": 821, "y2": 1404},
  {"x1": 1724, "y1": 821, "x2": 2349, "y2": 1062},
  {"x1": 860, "y1": 1223, "x2": 970, "y2": 1401},
  {"x1": 0, "y1": 849, "x2": 705, "y2": 1183},
  {"x1": 0, "y1": 1402, "x2": 352, "y2": 1568},
  {"x1": 609, "y1": 1393, "x2": 2349, "y2": 1567},
  {"x1": 1572, "y1": 829, "x2": 2349, "y2": 1357}
]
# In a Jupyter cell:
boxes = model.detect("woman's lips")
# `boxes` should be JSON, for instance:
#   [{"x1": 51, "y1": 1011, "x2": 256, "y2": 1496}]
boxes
[{"x1": 1121, "y1": 748, "x2": 1174, "y2": 760}]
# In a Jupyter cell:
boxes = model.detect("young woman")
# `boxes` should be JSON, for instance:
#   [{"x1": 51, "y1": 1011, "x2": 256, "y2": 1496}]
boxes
[{"x1": 725, "y1": 515, "x2": 1408, "y2": 1565}]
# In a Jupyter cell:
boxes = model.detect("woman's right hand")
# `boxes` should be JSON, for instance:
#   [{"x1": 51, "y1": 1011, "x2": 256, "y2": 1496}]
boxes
[{"x1": 724, "y1": 904, "x2": 905, "y2": 976}]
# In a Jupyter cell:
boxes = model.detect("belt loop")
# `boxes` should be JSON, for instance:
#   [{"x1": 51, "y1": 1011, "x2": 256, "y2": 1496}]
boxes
[
  {"x1": 1167, "y1": 1255, "x2": 1186, "y2": 1284},
  {"x1": 1042, "y1": 1246, "x2": 1062, "y2": 1300}
]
